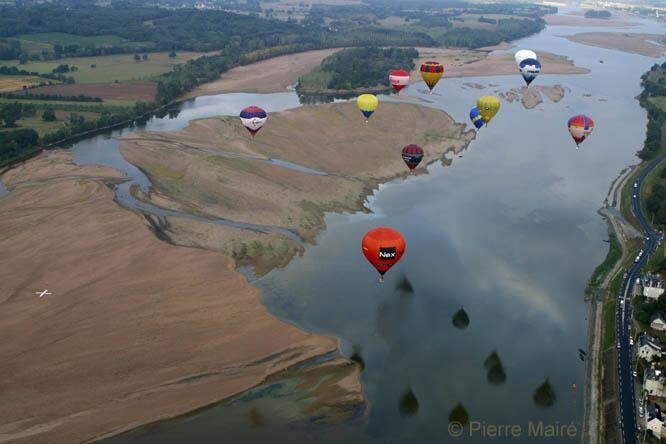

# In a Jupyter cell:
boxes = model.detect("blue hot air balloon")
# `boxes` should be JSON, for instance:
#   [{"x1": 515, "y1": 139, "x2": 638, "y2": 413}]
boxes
[
  {"x1": 519, "y1": 58, "x2": 541, "y2": 86},
  {"x1": 469, "y1": 107, "x2": 484, "y2": 130}
]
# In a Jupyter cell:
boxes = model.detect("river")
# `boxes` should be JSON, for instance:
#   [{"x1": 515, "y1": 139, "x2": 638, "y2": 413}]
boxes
[{"x1": 16, "y1": 10, "x2": 660, "y2": 444}]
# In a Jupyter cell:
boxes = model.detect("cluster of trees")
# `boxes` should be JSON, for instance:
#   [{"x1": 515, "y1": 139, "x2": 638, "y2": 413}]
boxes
[
  {"x1": 645, "y1": 175, "x2": 666, "y2": 226},
  {"x1": 0, "y1": 65, "x2": 74, "y2": 83},
  {"x1": 0, "y1": 38, "x2": 21, "y2": 60},
  {"x1": 0, "y1": 102, "x2": 37, "y2": 127},
  {"x1": 0, "y1": 92, "x2": 102, "y2": 102},
  {"x1": 298, "y1": 47, "x2": 418, "y2": 91},
  {"x1": 635, "y1": 293, "x2": 666, "y2": 326},
  {"x1": 0, "y1": 128, "x2": 39, "y2": 166},
  {"x1": 638, "y1": 63, "x2": 666, "y2": 160},
  {"x1": 439, "y1": 17, "x2": 546, "y2": 48},
  {"x1": 584, "y1": 10, "x2": 611, "y2": 19}
]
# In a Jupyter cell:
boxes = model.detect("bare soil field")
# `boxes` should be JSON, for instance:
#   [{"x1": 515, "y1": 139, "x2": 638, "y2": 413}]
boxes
[
  {"x1": 26, "y1": 81, "x2": 157, "y2": 101},
  {"x1": 0, "y1": 151, "x2": 344, "y2": 444},
  {"x1": 562, "y1": 32, "x2": 666, "y2": 57},
  {"x1": 0, "y1": 75, "x2": 46, "y2": 93},
  {"x1": 185, "y1": 49, "x2": 340, "y2": 97}
]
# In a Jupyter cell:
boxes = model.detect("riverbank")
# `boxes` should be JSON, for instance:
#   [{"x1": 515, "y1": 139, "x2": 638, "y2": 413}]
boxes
[
  {"x1": 562, "y1": 32, "x2": 666, "y2": 58},
  {"x1": 118, "y1": 101, "x2": 475, "y2": 274},
  {"x1": 0, "y1": 151, "x2": 354, "y2": 444}
]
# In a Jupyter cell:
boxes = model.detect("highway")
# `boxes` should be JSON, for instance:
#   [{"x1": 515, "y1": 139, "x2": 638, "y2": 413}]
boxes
[{"x1": 616, "y1": 152, "x2": 666, "y2": 444}]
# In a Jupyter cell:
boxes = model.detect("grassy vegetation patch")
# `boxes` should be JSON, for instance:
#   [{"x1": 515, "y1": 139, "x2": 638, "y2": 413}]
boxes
[
  {"x1": 586, "y1": 232, "x2": 622, "y2": 295},
  {"x1": 0, "y1": 75, "x2": 46, "y2": 92}
]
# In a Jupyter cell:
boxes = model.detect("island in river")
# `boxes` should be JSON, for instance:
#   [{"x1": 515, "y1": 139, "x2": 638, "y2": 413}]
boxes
[
  {"x1": 119, "y1": 101, "x2": 475, "y2": 273},
  {"x1": 0, "y1": 99, "x2": 472, "y2": 444}
]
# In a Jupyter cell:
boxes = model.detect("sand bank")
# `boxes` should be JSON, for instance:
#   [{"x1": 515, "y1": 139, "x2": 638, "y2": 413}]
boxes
[
  {"x1": 119, "y1": 101, "x2": 475, "y2": 259},
  {"x1": 0, "y1": 151, "x2": 344, "y2": 444},
  {"x1": 545, "y1": 12, "x2": 638, "y2": 28},
  {"x1": 562, "y1": 32, "x2": 666, "y2": 57},
  {"x1": 185, "y1": 49, "x2": 340, "y2": 97},
  {"x1": 498, "y1": 84, "x2": 566, "y2": 109},
  {"x1": 412, "y1": 47, "x2": 589, "y2": 80}
]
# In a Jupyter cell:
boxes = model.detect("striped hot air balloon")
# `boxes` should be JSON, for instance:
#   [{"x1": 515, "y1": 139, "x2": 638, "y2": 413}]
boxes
[
  {"x1": 420, "y1": 61, "x2": 444, "y2": 92},
  {"x1": 469, "y1": 107, "x2": 484, "y2": 130},
  {"x1": 240, "y1": 106, "x2": 267, "y2": 137},
  {"x1": 568, "y1": 114, "x2": 595, "y2": 147},
  {"x1": 401, "y1": 144, "x2": 424, "y2": 172},
  {"x1": 389, "y1": 69, "x2": 410, "y2": 94}
]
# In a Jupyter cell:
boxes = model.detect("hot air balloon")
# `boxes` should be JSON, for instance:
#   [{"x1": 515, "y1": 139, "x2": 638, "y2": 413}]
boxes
[
  {"x1": 401, "y1": 144, "x2": 424, "y2": 172},
  {"x1": 362, "y1": 227, "x2": 405, "y2": 282},
  {"x1": 519, "y1": 58, "x2": 541, "y2": 86},
  {"x1": 514, "y1": 49, "x2": 537, "y2": 66},
  {"x1": 469, "y1": 107, "x2": 484, "y2": 130},
  {"x1": 357, "y1": 94, "x2": 379, "y2": 122},
  {"x1": 389, "y1": 69, "x2": 410, "y2": 94},
  {"x1": 477, "y1": 96, "x2": 500, "y2": 125},
  {"x1": 568, "y1": 114, "x2": 595, "y2": 148},
  {"x1": 240, "y1": 106, "x2": 267, "y2": 137},
  {"x1": 420, "y1": 61, "x2": 443, "y2": 93}
]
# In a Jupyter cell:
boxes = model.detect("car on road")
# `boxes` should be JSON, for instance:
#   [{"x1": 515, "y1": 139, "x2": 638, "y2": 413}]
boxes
[
  {"x1": 630, "y1": 337, "x2": 634, "y2": 346},
  {"x1": 633, "y1": 194, "x2": 637, "y2": 198},
  {"x1": 634, "y1": 370, "x2": 638, "y2": 377},
  {"x1": 634, "y1": 183, "x2": 638, "y2": 188},
  {"x1": 639, "y1": 406, "x2": 644, "y2": 417},
  {"x1": 618, "y1": 341, "x2": 621, "y2": 349}
]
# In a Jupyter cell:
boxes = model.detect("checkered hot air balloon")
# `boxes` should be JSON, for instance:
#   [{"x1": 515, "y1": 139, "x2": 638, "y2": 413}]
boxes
[
  {"x1": 420, "y1": 61, "x2": 444, "y2": 93},
  {"x1": 240, "y1": 106, "x2": 267, "y2": 137}
]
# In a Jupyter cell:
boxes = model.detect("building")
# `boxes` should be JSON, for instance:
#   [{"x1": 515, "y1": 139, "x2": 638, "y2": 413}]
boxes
[
  {"x1": 647, "y1": 403, "x2": 665, "y2": 438},
  {"x1": 638, "y1": 335, "x2": 663, "y2": 361},
  {"x1": 645, "y1": 368, "x2": 666, "y2": 398},
  {"x1": 644, "y1": 273, "x2": 665, "y2": 301},
  {"x1": 652, "y1": 313, "x2": 666, "y2": 332}
]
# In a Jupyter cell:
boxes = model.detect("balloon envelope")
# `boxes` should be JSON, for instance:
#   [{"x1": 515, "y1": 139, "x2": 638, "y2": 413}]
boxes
[
  {"x1": 519, "y1": 58, "x2": 541, "y2": 86},
  {"x1": 357, "y1": 94, "x2": 379, "y2": 121},
  {"x1": 420, "y1": 61, "x2": 444, "y2": 91},
  {"x1": 568, "y1": 114, "x2": 595, "y2": 145},
  {"x1": 389, "y1": 69, "x2": 410, "y2": 93},
  {"x1": 401, "y1": 144, "x2": 424, "y2": 170},
  {"x1": 514, "y1": 49, "x2": 537, "y2": 66},
  {"x1": 240, "y1": 106, "x2": 267, "y2": 136},
  {"x1": 477, "y1": 96, "x2": 500, "y2": 124},
  {"x1": 469, "y1": 107, "x2": 484, "y2": 129},
  {"x1": 362, "y1": 227, "x2": 405, "y2": 277}
]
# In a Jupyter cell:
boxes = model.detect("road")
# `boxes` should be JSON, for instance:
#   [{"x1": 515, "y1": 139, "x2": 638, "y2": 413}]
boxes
[{"x1": 617, "y1": 152, "x2": 666, "y2": 444}]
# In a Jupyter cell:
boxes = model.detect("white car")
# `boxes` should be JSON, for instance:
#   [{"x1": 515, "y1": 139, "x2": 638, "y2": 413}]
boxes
[
  {"x1": 633, "y1": 194, "x2": 637, "y2": 198},
  {"x1": 630, "y1": 338, "x2": 634, "y2": 346},
  {"x1": 618, "y1": 342, "x2": 621, "y2": 349},
  {"x1": 639, "y1": 406, "x2": 644, "y2": 417},
  {"x1": 634, "y1": 370, "x2": 638, "y2": 377},
  {"x1": 634, "y1": 183, "x2": 638, "y2": 188}
]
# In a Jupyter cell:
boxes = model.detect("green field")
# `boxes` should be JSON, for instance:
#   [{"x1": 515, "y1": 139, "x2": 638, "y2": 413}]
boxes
[
  {"x1": 0, "y1": 51, "x2": 208, "y2": 83},
  {"x1": 0, "y1": 97, "x2": 132, "y2": 109},
  {"x1": 19, "y1": 32, "x2": 141, "y2": 47},
  {"x1": 13, "y1": 110, "x2": 101, "y2": 137}
]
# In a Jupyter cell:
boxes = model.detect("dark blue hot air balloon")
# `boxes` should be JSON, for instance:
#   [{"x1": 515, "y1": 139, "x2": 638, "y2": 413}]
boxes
[
  {"x1": 519, "y1": 58, "x2": 541, "y2": 86},
  {"x1": 469, "y1": 107, "x2": 484, "y2": 130}
]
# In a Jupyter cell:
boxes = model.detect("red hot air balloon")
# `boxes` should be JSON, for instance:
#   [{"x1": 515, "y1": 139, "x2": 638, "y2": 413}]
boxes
[
  {"x1": 362, "y1": 227, "x2": 406, "y2": 282},
  {"x1": 389, "y1": 69, "x2": 410, "y2": 94},
  {"x1": 401, "y1": 144, "x2": 424, "y2": 172}
]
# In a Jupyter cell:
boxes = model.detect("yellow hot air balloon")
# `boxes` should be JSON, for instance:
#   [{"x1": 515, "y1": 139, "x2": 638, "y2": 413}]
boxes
[
  {"x1": 357, "y1": 94, "x2": 379, "y2": 122},
  {"x1": 476, "y1": 95, "x2": 500, "y2": 125},
  {"x1": 420, "y1": 61, "x2": 444, "y2": 93}
]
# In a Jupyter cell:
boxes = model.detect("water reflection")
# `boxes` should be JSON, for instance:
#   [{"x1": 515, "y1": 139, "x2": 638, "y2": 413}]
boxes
[
  {"x1": 533, "y1": 379, "x2": 557, "y2": 408},
  {"x1": 452, "y1": 307, "x2": 470, "y2": 329},
  {"x1": 448, "y1": 402, "x2": 470, "y2": 426},
  {"x1": 398, "y1": 387, "x2": 419, "y2": 416},
  {"x1": 484, "y1": 350, "x2": 507, "y2": 386},
  {"x1": 394, "y1": 273, "x2": 414, "y2": 294}
]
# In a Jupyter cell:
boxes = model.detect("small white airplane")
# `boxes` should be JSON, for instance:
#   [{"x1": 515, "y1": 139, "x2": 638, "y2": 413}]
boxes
[{"x1": 35, "y1": 290, "x2": 51, "y2": 298}]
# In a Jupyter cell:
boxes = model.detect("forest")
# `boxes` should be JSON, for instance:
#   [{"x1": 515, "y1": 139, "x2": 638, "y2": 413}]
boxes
[{"x1": 297, "y1": 47, "x2": 418, "y2": 93}]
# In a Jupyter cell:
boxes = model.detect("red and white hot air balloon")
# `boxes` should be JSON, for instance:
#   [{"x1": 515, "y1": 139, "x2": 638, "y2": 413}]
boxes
[{"x1": 389, "y1": 69, "x2": 410, "y2": 94}]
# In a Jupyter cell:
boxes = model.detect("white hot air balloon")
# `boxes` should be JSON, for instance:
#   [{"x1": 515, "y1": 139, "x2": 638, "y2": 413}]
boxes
[{"x1": 514, "y1": 49, "x2": 537, "y2": 66}]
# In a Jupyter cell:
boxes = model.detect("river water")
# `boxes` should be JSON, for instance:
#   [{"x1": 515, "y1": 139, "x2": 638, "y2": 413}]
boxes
[{"x1": 34, "y1": 10, "x2": 661, "y2": 444}]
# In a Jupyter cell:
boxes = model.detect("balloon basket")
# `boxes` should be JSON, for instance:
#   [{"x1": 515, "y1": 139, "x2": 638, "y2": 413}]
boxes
[{"x1": 379, "y1": 275, "x2": 384, "y2": 283}]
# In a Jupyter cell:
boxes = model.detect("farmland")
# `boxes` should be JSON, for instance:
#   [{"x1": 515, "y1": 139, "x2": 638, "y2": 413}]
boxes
[
  {"x1": 0, "y1": 52, "x2": 207, "y2": 84},
  {"x1": 0, "y1": 75, "x2": 47, "y2": 92}
]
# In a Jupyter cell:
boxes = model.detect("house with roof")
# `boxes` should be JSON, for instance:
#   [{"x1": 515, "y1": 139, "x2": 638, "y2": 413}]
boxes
[
  {"x1": 645, "y1": 368, "x2": 666, "y2": 398},
  {"x1": 652, "y1": 313, "x2": 666, "y2": 332},
  {"x1": 644, "y1": 273, "x2": 665, "y2": 301},
  {"x1": 638, "y1": 335, "x2": 663, "y2": 361},
  {"x1": 646, "y1": 403, "x2": 665, "y2": 438}
]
